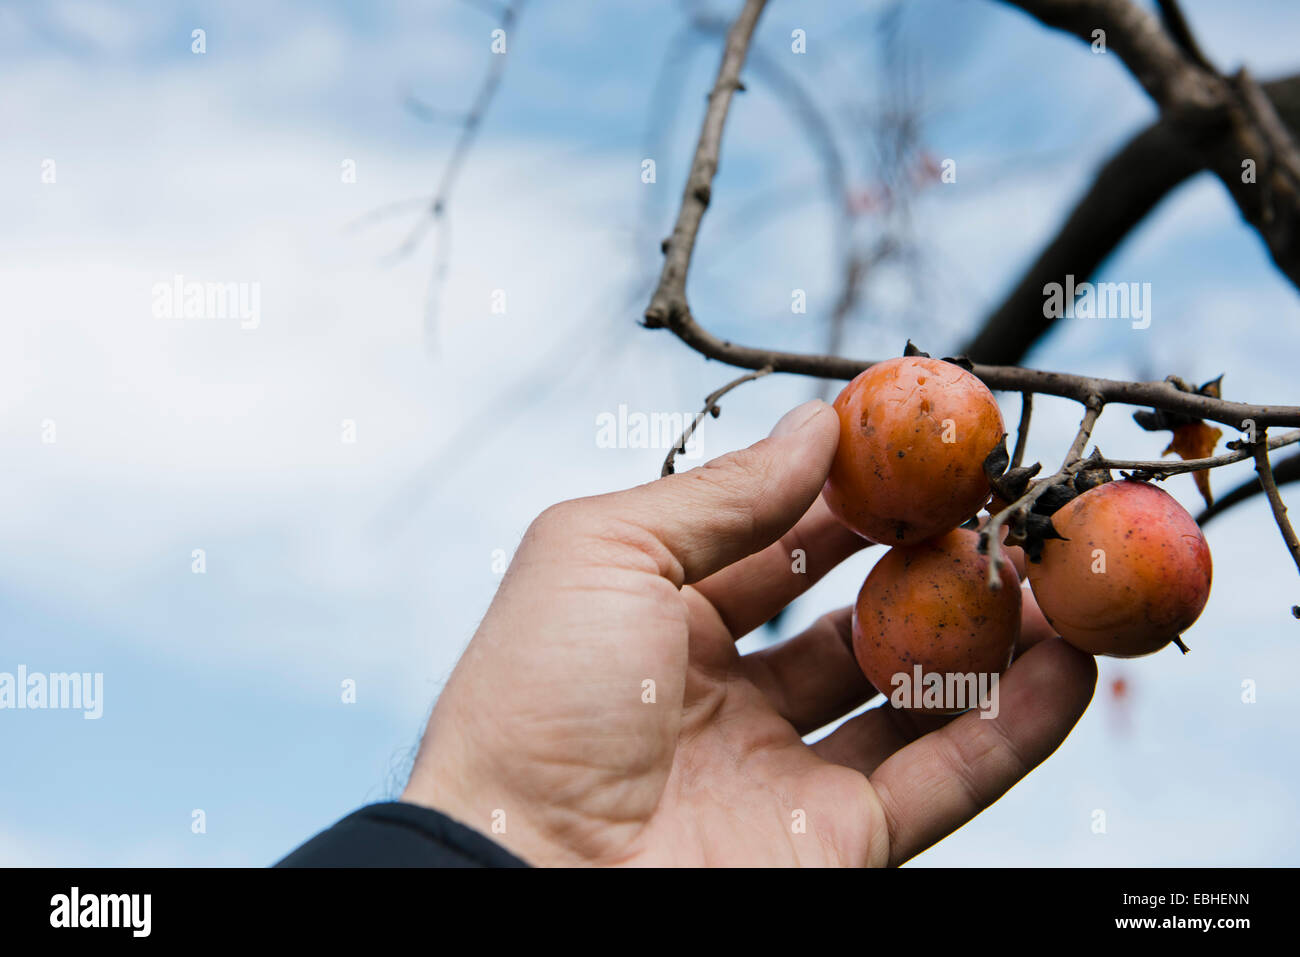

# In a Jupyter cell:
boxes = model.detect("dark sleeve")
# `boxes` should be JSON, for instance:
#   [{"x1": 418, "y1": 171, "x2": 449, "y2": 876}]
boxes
[{"x1": 274, "y1": 801, "x2": 530, "y2": 868}]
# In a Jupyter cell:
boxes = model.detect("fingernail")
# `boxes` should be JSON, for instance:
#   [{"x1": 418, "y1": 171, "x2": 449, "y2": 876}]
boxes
[{"x1": 770, "y1": 399, "x2": 830, "y2": 438}]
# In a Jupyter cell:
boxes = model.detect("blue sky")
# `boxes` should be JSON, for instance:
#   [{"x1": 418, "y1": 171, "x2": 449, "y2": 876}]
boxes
[{"x1": 2, "y1": 0, "x2": 1299, "y2": 866}]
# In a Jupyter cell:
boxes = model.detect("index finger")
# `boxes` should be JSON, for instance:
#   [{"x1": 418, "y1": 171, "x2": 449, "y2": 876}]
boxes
[{"x1": 604, "y1": 400, "x2": 840, "y2": 585}]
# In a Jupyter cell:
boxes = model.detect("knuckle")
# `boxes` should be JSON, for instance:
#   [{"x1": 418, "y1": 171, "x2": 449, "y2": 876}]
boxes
[{"x1": 526, "y1": 499, "x2": 590, "y2": 543}]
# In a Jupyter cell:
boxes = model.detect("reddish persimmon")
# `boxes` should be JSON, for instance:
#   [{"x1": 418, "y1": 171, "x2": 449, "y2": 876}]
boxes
[
  {"x1": 1027, "y1": 480, "x2": 1212, "y2": 658},
  {"x1": 853, "y1": 528, "x2": 1021, "y2": 713},
  {"x1": 824, "y1": 356, "x2": 1004, "y2": 545}
]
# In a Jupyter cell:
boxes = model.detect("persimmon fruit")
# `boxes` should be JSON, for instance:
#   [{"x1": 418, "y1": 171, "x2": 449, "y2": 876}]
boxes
[
  {"x1": 853, "y1": 527, "x2": 1021, "y2": 713},
  {"x1": 824, "y1": 356, "x2": 1004, "y2": 545},
  {"x1": 1026, "y1": 479, "x2": 1212, "y2": 658}
]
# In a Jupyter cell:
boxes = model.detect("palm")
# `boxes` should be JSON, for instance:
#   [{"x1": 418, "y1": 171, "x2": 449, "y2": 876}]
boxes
[{"x1": 622, "y1": 589, "x2": 889, "y2": 866}]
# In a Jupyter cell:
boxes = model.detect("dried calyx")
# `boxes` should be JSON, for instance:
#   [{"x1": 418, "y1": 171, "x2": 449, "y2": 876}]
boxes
[
  {"x1": 982, "y1": 442, "x2": 1116, "y2": 564},
  {"x1": 902, "y1": 339, "x2": 975, "y2": 372}
]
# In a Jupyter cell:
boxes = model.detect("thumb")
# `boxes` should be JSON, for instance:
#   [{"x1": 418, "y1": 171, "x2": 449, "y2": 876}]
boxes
[{"x1": 604, "y1": 399, "x2": 841, "y2": 585}]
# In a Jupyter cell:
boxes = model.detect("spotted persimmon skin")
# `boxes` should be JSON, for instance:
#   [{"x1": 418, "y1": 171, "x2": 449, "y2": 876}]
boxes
[
  {"x1": 824, "y1": 356, "x2": 1004, "y2": 545},
  {"x1": 852, "y1": 528, "x2": 1021, "y2": 713},
  {"x1": 1027, "y1": 480, "x2": 1212, "y2": 658}
]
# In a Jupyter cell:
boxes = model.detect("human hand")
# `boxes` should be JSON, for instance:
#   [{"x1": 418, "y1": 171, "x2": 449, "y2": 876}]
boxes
[{"x1": 402, "y1": 399, "x2": 1096, "y2": 866}]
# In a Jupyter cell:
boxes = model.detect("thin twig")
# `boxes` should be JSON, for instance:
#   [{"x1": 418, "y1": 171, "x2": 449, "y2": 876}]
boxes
[
  {"x1": 1198, "y1": 450, "x2": 1300, "y2": 526},
  {"x1": 981, "y1": 474, "x2": 1064, "y2": 589},
  {"x1": 982, "y1": 400, "x2": 1101, "y2": 588},
  {"x1": 1066, "y1": 397, "x2": 1103, "y2": 461},
  {"x1": 354, "y1": 1, "x2": 525, "y2": 351},
  {"x1": 1100, "y1": 429, "x2": 1300, "y2": 476},
  {"x1": 1251, "y1": 435, "x2": 1300, "y2": 587},
  {"x1": 662, "y1": 366, "x2": 774, "y2": 477},
  {"x1": 1011, "y1": 392, "x2": 1033, "y2": 469}
]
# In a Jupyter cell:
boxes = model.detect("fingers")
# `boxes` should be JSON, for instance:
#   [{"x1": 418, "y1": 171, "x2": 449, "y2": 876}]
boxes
[
  {"x1": 865, "y1": 638, "x2": 1096, "y2": 866},
  {"x1": 593, "y1": 400, "x2": 841, "y2": 585},
  {"x1": 740, "y1": 606, "x2": 880, "y2": 734},
  {"x1": 810, "y1": 698, "x2": 954, "y2": 773},
  {"x1": 692, "y1": 496, "x2": 869, "y2": 639}
]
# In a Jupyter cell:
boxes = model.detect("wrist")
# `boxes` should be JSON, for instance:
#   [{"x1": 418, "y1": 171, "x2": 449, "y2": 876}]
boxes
[{"x1": 402, "y1": 749, "x2": 578, "y2": 868}]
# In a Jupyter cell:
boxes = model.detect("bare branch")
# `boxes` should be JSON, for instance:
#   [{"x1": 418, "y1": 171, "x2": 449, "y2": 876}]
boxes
[
  {"x1": 1198, "y1": 451, "x2": 1300, "y2": 525},
  {"x1": 1066, "y1": 395, "x2": 1103, "y2": 461},
  {"x1": 392, "y1": 1, "x2": 524, "y2": 261},
  {"x1": 650, "y1": 304, "x2": 1300, "y2": 427},
  {"x1": 643, "y1": 0, "x2": 769, "y2": 330},
  {"x1": 353, "y1": 1, "x2": 525, "y2": 351},
  {"x1": 1000, "y1": 0, "x2": 1300, "y2": 290},
  {"x1": 1099, "y1": 429, "x2": 1300, "y2": 477},
  {"x1": 965, "y1": 74, "x2": 1300, "y2": 366},
  {"x1": 640, "y1": 0, "x2": 1300, "y2": 591},
  {"x1": 1233, "y1": 67, "x2": 1300, "y2": 189},
  {"x1": 1155, "y1": 0, "x2": 1216, "y2": 74},
  {"x1": 1000, "y1": 0, "x2": 1222, "y2": 111},
  {"x1": 1011, "y1": 392, "x2": 1033, "y2": 469},
  {"x1": 1252, "y1": 436, "x2": 1300, "y2": 592},
  {"x1": 964, "y1": 118, "x2": 1200, "y2": 365}
]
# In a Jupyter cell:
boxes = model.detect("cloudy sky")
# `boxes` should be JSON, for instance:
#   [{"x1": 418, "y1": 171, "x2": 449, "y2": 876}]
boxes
[{"x1": 2, "y1": 0, "x2": 1299, "y2": 866}]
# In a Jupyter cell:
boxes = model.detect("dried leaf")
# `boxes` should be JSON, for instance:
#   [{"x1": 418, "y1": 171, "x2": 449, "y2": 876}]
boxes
[{"x1": 1164, "y1": 421, "x2": 1223, "y2": 508}]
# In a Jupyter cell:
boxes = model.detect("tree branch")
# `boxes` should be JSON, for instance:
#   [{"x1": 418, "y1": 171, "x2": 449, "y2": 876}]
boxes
[
  {"x1": 1011, "y1": 392, "x2": 1033, "y2": 468},
  {"x1": 1000, "y1": 0, "x2": 1222, "y2": 112},
  {"x1": 638, "y1": 0, "x2": 1300, "y2": 433},
  {"x1": 1155, "y1": 0, "x2": 1215, "y2": 74},
  {"x1": 1099, "y1": 429, "x2": 1300, "y2": 477},
  {"x1": 650, "y1": 305, "x2": 1300, "y2": 427},
  {"x1": 644, "y1": 0, "x2": 768, "y2": 330},
  {"x1": 1197, "y1": 451, "x2": 1300, "y2": 525},
  {"x1": 965, "y1": 75, "x2": 1300, "y2": 366},
  {"x1": 1252, "y1": 436, "x2": 1300, "y2": 589},
  {"x1": 1000, "y1": 0, "x2": 1300, "y2": 290}
]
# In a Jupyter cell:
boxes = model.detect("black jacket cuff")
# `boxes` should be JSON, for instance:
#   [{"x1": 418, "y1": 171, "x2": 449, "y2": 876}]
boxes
[{"x1": 275, "y1": 801, "x2": 530, "y2": 868}]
